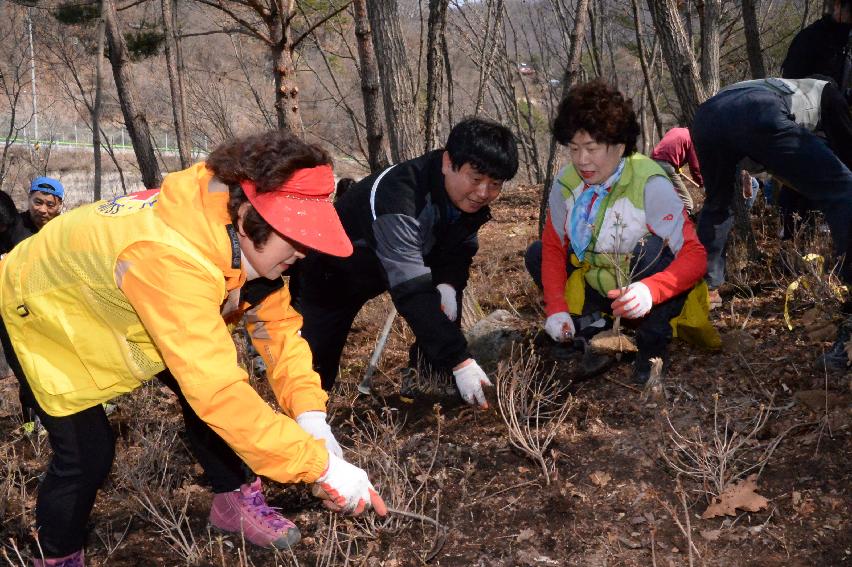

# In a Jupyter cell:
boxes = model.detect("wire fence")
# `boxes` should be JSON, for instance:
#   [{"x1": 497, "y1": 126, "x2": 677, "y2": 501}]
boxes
[{"x1": 2, "y1": 119, "x2": 210, "y2": 157}]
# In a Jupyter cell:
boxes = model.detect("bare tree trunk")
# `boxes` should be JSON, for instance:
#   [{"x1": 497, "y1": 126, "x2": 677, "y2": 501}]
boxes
[
  {"x1": 539, "y1": 0, "x2": 590, "y2": 235},
  {"x1": 93, "y1": 7, "x2": 104, "y2": 201},
  {"x1": 632, "y1": 0, "x2": 663, "y2": 138},
  {"x1": 473, "y1": 0, "x2": 504, "y2": 115},
  {"x1": 741, "y1": 0, "x2": 766, "y2": 78},
  {"x1": 586, "y1": 2, "x2": 605, "y2": 77},
  {"x1": 697, "y1": 0, "x2": 721, "y2": 94},
  {"x1": 647, "y1": 0, "x2": 706, "y2": 122},
  {"x1": 270, "y1": 1, "x2": 302, "y2": 133},
  {"x1": 367, "y1": 0, "x2": 421, "y2": 162},
  {"x1": 352, "y1": 0, "x2": 389, "y2": 172},
  {"x1": 103, "y1": 0, "x2": 160, "y2": 188},
  {"x1": 161, "y1": 0, "x2": 191, "y2": 167},
  {"x1": 173, "y1": 3, "x2": 190, "y2": 151},
  {"x1": 424, "y1": 0, "x2": 448, "y2": 152},
  {"x1": 442, "y1": 36, "x2": 454, "y2": 126}
]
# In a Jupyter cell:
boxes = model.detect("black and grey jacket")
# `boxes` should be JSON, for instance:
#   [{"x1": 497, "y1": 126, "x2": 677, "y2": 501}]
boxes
[{"x1": 335, "y1": 150, "x2": 491, "y2": 369}]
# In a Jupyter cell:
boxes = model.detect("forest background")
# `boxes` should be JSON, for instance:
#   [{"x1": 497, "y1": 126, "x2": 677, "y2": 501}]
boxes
[{"x1": 2, "y1": 0, "x2": 806, "y2": 207}]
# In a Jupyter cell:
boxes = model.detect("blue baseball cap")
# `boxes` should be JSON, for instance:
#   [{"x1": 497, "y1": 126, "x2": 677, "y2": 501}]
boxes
[{"x1": 30, "y1": 176, "x2": 65, "y2": 200}]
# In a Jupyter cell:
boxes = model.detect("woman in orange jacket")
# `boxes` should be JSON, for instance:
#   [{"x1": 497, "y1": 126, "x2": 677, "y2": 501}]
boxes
[{"x1": 0, "y1": 130, "x2": 386, "y2": 566}]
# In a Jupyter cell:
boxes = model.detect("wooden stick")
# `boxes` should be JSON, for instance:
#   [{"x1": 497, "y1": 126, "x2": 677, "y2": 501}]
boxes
[{"x1": 358, "y1": 305, "x2": 397, "y2": 394}]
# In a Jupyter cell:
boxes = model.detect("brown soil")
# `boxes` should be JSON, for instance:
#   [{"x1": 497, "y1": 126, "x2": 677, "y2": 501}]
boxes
[{"x1": 0, "y1": 184, "x2": 849, "y2": 566}]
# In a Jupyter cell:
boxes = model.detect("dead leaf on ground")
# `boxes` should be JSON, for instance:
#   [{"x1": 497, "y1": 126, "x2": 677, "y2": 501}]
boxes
[
  {"x1": 806, "y1": 321, "x2": 838, "y2": 342},
  {"x1": 701, "y1": 474, "x2": 769, "y2": 519},
  {"x1": 795, "y1": 498, "x2": 816, "y2": 517},
  {"x1": 794, "y1": 390, "x2": 846, "y2": 413},
  {"x1": 700, "y1": 529, "x2": 721, "y2": 541},
  {"x1": 800, "y1": 308, "x2": 822, "y2": 327},
  {"x1": 721, "y1": 329, "x2": 756, "y2": 353},
  {"x1": 589, "y1": 470, "x2": 611, "y2": 487}
]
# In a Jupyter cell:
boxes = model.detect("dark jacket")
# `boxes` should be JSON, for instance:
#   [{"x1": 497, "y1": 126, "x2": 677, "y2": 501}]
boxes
[
  {"x1": 0, "y1": 212, "x2": 36, "y2": 255},
  {"x1": 782, "y1": 15, "x2": 852, "y2": 93},
  {"x1": 334, "y1": 150, "x2": 491, "y2": 369}
]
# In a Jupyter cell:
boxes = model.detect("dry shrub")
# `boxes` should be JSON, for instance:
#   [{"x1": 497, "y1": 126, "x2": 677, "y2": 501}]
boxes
[
  {"x1": 659, "y1": 394, "x2": 797, "y2": 502},
  {"x1": 339, "y1": 407, "x2": 448, "y2": 563},
  {"x1": 496, "y1": 346, "x2": 574, "y2": 485}
]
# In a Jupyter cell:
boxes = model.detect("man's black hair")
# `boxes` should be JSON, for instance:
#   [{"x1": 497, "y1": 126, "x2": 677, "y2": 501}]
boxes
[
  {"x1": 445, "y1": 118, "x2": 519, "y2": 181},
  {"x1": 0, "y1": 191, "x2": 18, "y2": 227}
]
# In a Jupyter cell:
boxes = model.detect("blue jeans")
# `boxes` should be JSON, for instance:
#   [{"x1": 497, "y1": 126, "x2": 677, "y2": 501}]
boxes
[{"x1": 692, "y1": 87, "x2": 852, "y2": 286}]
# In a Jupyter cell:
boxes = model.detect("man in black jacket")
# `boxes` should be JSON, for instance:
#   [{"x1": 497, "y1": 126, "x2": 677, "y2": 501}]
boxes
[
  {"x1": 294, "y1": 118, "x2": 518, "y2": 406},
  {"x1": 782, "y1": 0, "x2": 852, "y2": 99},
  {"x1": 0, "y1": 191, "x2": 30, "y2": 256}
]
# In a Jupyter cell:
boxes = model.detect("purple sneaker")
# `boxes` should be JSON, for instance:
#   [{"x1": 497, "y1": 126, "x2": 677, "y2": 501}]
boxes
[
  {"x1": 209, "y1": 479, "x2": 301, "y2": 549},
  {"x1": 32, "y1": 550, "x2": 85, "y2": 567}
]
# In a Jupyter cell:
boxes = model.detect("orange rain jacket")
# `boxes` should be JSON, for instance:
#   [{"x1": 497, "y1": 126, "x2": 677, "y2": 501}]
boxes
[{"x1": 0, "y1": 164, "x2": 329, "y2": 484}]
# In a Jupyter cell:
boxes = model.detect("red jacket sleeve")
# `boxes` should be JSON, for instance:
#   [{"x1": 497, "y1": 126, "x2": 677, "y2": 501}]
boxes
[
  {"x1": 541, "y1": 211, "x2": 571, "y2": 316},
  {"x1": 641, "y1": 211, "x2": 707, "y2": 304}
]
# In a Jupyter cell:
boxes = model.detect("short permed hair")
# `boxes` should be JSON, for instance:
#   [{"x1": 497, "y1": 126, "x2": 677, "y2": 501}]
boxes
[
  {"x1": 445, "y1": 117, "x2": 519, "y2": 181},
  {"x1": 205, "y1": 129, "x2": 332, "y2": 248},
  {"x1": 552, "y1": 80, "x2": 639, "y2": 157}
]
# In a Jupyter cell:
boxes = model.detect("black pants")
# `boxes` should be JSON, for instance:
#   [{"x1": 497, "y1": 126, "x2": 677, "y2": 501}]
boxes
[
  {"x1": 0, "y1": 320, "x2": 248, "y2": 557},
  {"x1": 524, "y1": 235, "x2": 689, "y2": 369},
  {"x1": 292, "y1": 247, "x2": 463, "y2": 390}
]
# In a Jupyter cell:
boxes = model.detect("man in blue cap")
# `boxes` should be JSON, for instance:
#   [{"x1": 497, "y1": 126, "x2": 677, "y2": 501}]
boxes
[{"x1": 25, "y1": 176, "x2": 65, "y2": 232}]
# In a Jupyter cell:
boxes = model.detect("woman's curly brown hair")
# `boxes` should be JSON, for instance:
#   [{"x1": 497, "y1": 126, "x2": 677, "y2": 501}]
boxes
[
  {"x1": 552, "y1": 80, "x2": 639, "y2": 157},
  {"x1": 205, "y1": 129, "x2": 332, "y2": 247}
]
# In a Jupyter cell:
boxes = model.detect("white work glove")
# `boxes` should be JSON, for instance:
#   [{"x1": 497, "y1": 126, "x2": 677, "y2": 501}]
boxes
[
  {"x1": 544, "y1": 312, "x2": 575, "y2": 342},
  {"x1": 452, "y1": 359, "x2": 492, "y2": 408},
  {"x1": 436, "y1": 283, "x2": 458, "y2": 321},
  {"x1": 607, "y1": 281, "x2": 653, "y2": 319},
  {"x1": 296, "y1": 411, "x2": 343, "y2": 458},
  {"x1": 315, "y1": 452, "x2": 387, "y2": 516}
]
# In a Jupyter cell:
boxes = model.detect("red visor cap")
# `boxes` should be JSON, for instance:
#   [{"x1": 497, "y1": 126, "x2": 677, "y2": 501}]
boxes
[{"x1": 240, "y1": 165, "x2": 353, "y2": 257}]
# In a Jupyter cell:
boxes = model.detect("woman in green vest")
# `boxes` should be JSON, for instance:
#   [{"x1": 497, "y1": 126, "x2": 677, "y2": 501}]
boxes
[{"x1": 525, "y1": 80, "x2": 710, "y2": 383}]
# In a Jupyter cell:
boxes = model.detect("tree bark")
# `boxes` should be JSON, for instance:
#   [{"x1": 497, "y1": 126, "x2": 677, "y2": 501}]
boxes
[
  {"x1": 270, "y1": 0, "x2": 302, "y2": 133},
  {"x1": 473, "y1": 0, "x2": 504, "y2": 115},
  {"x1": 367, "y1": 0, "x2": 421, "y2": 162},
  {"x1": 741, "y1": 0, "x2": 766, "y2": 78},
  {"x1": 424, "y1": 0, "x2": 448, "y2": 152},
  {"x1": 647, "y1": 0, "x2": 707, "y2": 122},
  {"x1": 632, "y1": 0, "x2": 663, "y2": 139},
  {"x1": 103, "y1": 0, "x2": 160, "y2": 188},
  {"x1": 539, "y1": 0, "x2": 590, "y2": 235},
  {"x1": 161, "y1": 0, "x2": 191, "y2": 167},
  {"x1": 352, "y1": 0, "x2": 389, "y2": 172},
  {"x1": 697, "y1": 0, "x2": 721, "y2": 95},
  {"x1": 93, "y1": 7, "x2": 104, "y2": 201},
  {"x1": 442, "y1": 35, "x2": 454, "y2": 127}
]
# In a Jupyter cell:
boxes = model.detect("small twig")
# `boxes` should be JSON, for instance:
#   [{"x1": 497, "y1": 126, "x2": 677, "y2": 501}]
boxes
[
  {"x1": 468, "y1": 479, "x2": 541, "y2": 505},
  {"x1": 650, "y1": 524, "x2": 658, "y2": 567},
  {"x1": 603, "y1": 375, "x2": 642, "y2": 393},
  {"x1": 677, "y1": 480, "x2": 697, "y2": 567},
  {"x1": 386, "y1": 507, "x2": 447, "y2": 563}
]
